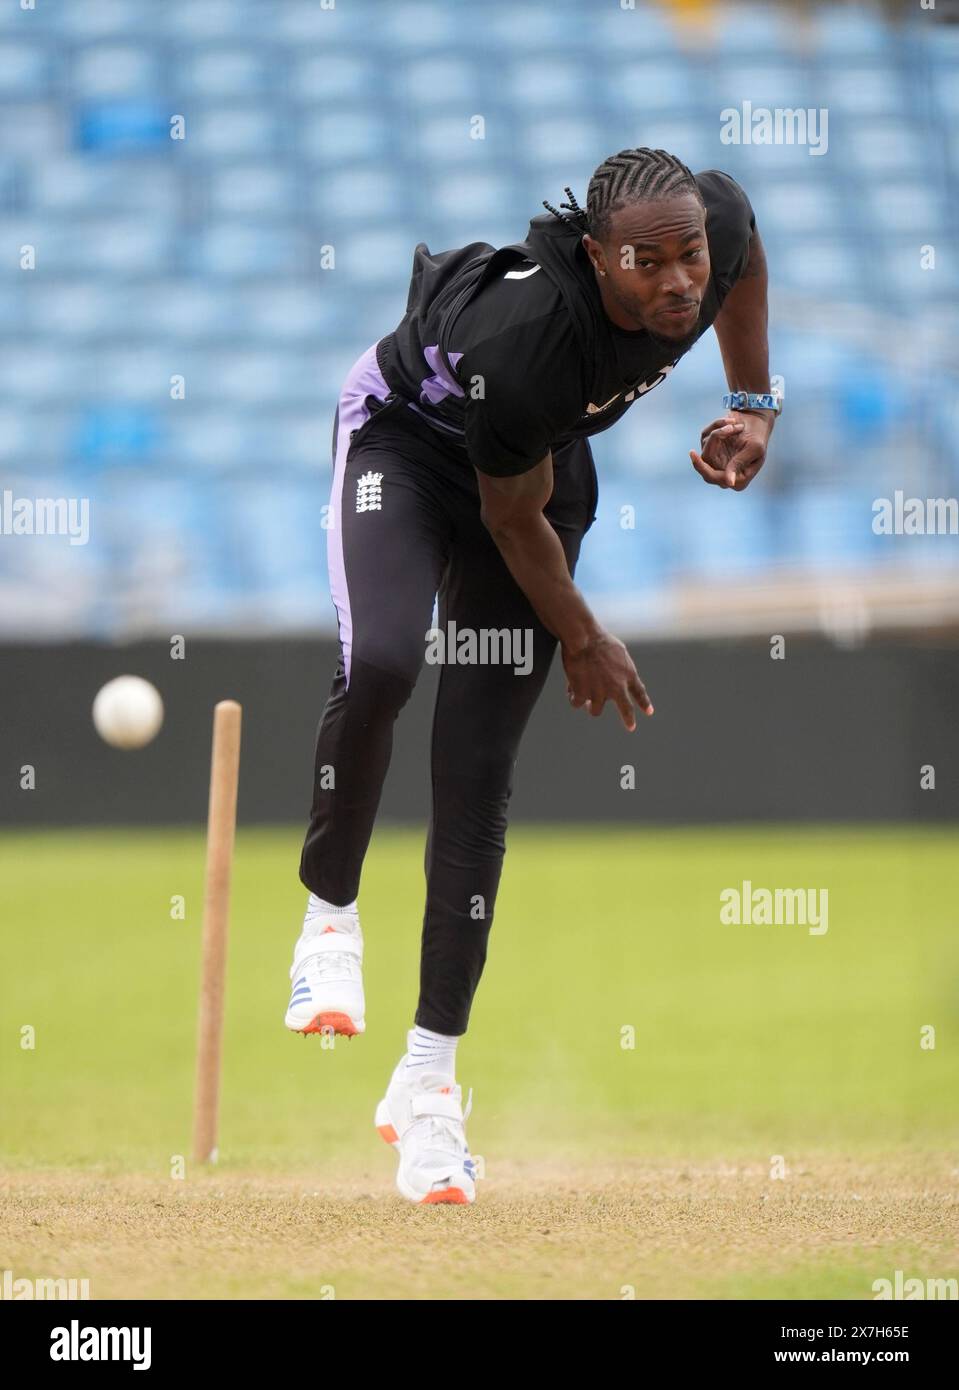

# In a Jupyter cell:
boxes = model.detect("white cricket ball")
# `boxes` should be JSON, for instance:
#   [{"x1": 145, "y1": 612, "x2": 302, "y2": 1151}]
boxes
[{"x1": 92, "y1": 675, "x2": 164, "y2": 750}]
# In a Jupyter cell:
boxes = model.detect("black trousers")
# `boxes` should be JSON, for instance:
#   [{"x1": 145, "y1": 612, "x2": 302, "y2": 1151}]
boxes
[{"x1": 300, "y1": 371, "x2": 597, "y2": 1035}]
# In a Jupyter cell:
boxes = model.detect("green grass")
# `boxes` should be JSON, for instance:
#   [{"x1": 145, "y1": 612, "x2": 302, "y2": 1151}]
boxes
[
  {"x1": 2, "y1": 824, "x2": 957, "y2": 1172},
  {"x1": 1, "y1": 824, "x2": 957, "y2": 1299}
]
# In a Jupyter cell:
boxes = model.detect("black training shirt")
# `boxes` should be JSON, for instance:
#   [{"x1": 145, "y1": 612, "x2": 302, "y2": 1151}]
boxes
[{"x1": 376, "y1": 169, "x2": 756, "y2": 476}]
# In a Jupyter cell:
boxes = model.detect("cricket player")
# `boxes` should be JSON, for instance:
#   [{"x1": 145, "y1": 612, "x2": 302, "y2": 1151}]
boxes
[{"x1": 284, "y1": 148, "x2": 777, "y2": 1203}]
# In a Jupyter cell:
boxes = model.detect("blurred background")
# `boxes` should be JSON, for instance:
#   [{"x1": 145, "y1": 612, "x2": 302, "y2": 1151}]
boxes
[
  {"x1": 0, "y1": 0, "x2": 957, "y2": 824},
  {"x1": 1, "y1": 0, "x2": 957, "y2": 640}
]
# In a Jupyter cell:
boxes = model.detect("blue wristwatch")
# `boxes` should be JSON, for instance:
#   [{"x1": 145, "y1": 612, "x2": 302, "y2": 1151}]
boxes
[{"x1": 723, "y1": 389, "x2": 782, "y2": 415}]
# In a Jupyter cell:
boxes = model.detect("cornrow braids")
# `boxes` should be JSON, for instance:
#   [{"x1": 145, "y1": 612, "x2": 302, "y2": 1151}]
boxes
[
  {"x1": 542, "y1": 185, "x2": 590, "y2": 233},
  {"x1": 543, "y1": 148, "x2": 704, "y2": 242}
]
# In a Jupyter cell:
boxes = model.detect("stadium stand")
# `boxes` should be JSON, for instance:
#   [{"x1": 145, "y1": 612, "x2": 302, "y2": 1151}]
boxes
[{"x1": 0, "y1": 0, "x2": 955, "y2": 638}]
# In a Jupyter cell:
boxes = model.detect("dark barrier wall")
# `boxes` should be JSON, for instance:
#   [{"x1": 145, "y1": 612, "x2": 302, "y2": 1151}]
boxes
[{"x1": 2, "y1": 636, "x2": 957, "y2": 827}]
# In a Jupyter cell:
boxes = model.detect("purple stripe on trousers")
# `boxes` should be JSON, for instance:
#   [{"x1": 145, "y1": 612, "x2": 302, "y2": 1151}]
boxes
[{"x1": 329, "y1": 342, "x2": 390, "y2": 686}]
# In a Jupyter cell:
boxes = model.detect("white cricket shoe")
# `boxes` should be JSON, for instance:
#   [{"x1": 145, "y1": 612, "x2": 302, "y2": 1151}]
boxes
[
  {"x1": 374, "y1": 1037, "x2": 476, "y2": 1204},
  {"x1": 285, "y1": 896, "x2": 365, "y2": 1037}
]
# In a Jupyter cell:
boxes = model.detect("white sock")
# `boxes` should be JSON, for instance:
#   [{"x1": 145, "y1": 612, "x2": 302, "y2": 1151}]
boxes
[
  {"x1": 306, "y1": 892, "x2": 356, "y2": 915},
  {"x1": 304, "y1": 892, "x2": 359, "y2": 935},
  {"x1": 405, "y1": 1025, "x2": 458, "y2": 1078}
]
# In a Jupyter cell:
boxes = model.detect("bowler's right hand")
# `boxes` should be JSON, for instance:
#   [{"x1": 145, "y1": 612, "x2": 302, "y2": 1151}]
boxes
[{"x1": 562, "y1": 630, "x2": 653, "y2": 732}]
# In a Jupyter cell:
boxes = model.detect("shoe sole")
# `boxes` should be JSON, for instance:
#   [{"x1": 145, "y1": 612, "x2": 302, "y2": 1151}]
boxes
[
  {"x1": 374, "y1": 1099, "x2": 473, "y2": 1205},
  {"x1": 286, "y1": 1010, "x2": 365, "y2": 1037}
]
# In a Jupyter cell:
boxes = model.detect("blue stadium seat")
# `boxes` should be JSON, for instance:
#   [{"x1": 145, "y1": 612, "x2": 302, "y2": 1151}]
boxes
[
  {"x1": 133, "y1": 283, "x2": 248, "y2": 339},
  {"x1": 313, "y1": 169, "x2": 407, "y2": 223},
  {"x1": 207, "y1": 164, "x2": 299, "y2": 217},
  {"x1": 521, "y1": 118, "x2": 604, "y2": 167},
  {"x1": 0, "y1": 408, "x2": 73, "y2": 463},
  {"x1": 76, "y1": 102, "x2": 171, "y2": 153},
  {"x1": 846, "y1": 120, "x2": 926, "y2": 175},
  {"x1": 30, "y1": 158, "x2": 176, "y2": 212},
  {"x1": 173, "y1": 348, "x2": 321, "y2": 406},
  {"x1": 608, "y1": 61, "x2": 703, "y2": 113},
  {"x1": 713, "y1": 64, "x2": 816, "y2": 111},
  {"x1": 273, "y1": 0, "x2": 370, "y2": 44},
  {"x1": 789, "y1": 488, "x2": 881, "y2": 566},
  {"x1": 161, "y1": 413, "x2": 252, "y2": 470},
  {"x1": 810, "y1": 8, "x2": 895, "y2": 58},
  {"x1": 507, "y1": 59, "x2": 589, "y2": 110},
  {"x1": 573, "y1": 500, "x2": 672, "y2": 599},
  {"x1": 590, "y1": 4, "x2": 682, "y2": 57},
  {"x1": 72, "y1": 44, "x2": 161, "y2": 98},
  {"x1": 160, "y1": 0, "x2": 263, "y2": 41},
  {"x1": 184, "y1": 106, "x2": 288, "y2": 159},
  {"x1": 823, "y1": 65, "x2": 904, "y2": 117},
  {"x1": 0, "y1": 158, "x2": 19, "y2": 205},
  {"x1": 185, "y1": 223, "x2": 307, "y2": 276},
  {"x1": 933, "y1": 68, "x2": 959, "y2": 121},
  {"x1": 924, "y1": 22, "x2": 959, "y2": 69},
  {"x1": 335, "y1": 230, "x2": 415, "y2": 286},
  {"x1": 776, "y1": 241, "x2": 863, "y2": 296},
  {"x1": 72, "y1": 404, "x2": 159, "y2": 461},
  {"x1": 379, "y1": 3, "x2": 463, "y2": 49},
  {"x1": 179, "y1": 46, "x2": 280, "y2": 100},
  {"x1": 57, "y1": 0, "x2": 159, "y2": 39},
  {"x1": 423, "y1": 171, "x2": 516, "y2": 223},
  {"x1": 0, "y1": 40, "x2": 57, "y2": 95},
  {"x1": 238, "y1": 285, "x2": 339, "y2": 343},
  {"x1": 291, "y1": 53, "x2": 375, "y2": 103},
  {"x1": 681, "y1": 490, "x2": 774, "y2": 576},
  {"x1": 68, "y1": 218, "x2": 176, "y2": 274},
  {"x1": 394, "y1": 57, "x2": 482, "y2": 107},
  {"x1": 759, "y1": 180, "x2": 843, "y2": 236},
  {"x1": 882, "y1": 243, "x2": 958, "y2": 297},
  {"x1": 77, "y1": 350, "x2": 176, "y2": 403},
  {"x1": 0, "y1": 346, "x2": 78, "y2": 401},
  {"x1": 251, "y1": 414, "x2": 329, "y2": 472},
  {"x1": 483, "y1": 4, "x2": 589, "y2": 50},
  {"x1": 299, "y1": 109, "x2": 390, "y2": 163},
  {"x1": 0, "y1": 102, "x2": 62, "y2": 156},
  {"x1": 865, "y1": 181, "x2": 945, "y2": 235},
  {"x1": 26, "y1": 282, "x2": 137, "y2": 338},
  {"x1": 712, "y1": 5, "x2": 798, "y2": 58}
]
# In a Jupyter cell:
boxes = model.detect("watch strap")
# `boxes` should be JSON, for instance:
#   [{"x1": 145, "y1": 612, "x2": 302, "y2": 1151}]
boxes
[{"x1": 723, "y1": 389, "x2": 782, "y2": 415}]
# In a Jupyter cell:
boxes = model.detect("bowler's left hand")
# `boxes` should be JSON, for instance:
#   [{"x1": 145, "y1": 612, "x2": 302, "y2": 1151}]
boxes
[{"x1": 689, "y1": 412, "x2": 773, "y2": 491}]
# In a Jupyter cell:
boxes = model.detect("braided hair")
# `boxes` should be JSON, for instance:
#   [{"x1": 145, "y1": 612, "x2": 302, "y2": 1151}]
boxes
[{"x1": 543, "y1": 147, "x2": 703, "y2": 242}]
